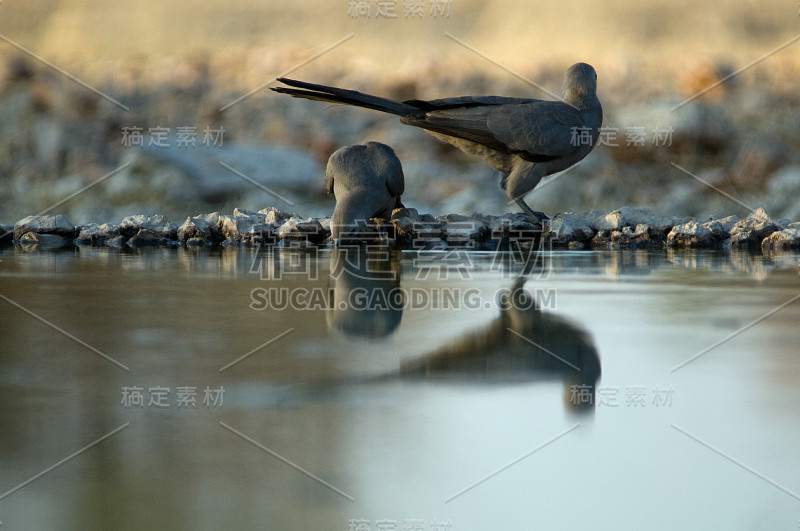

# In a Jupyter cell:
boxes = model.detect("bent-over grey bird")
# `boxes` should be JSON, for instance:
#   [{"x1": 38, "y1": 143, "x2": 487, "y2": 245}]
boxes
[
  {"x1": 272, "y1": 63, "x2": 602, "y2": 219},
  {"x1": 325, "y1": 141, "x2": 404, "y2": 241}
]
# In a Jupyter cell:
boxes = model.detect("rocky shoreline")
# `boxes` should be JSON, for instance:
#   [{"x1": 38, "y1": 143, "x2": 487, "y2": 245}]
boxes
[
  {"x1": 3, "y1": 205, "x2": 800, "y2": 252},
  {"x1": 3, "y1": 53, "x2": 800, "y2": 229}
]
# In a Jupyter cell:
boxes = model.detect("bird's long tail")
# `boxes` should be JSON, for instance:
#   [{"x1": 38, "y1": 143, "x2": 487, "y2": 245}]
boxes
[{"x1": 272, "y1": 78, "x2": 419, "y2": 116}]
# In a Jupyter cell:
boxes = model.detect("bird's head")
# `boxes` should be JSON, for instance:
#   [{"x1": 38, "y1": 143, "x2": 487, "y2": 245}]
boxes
[{"x1": 562, "y1": 63, "x2": 598, "y2": 105}]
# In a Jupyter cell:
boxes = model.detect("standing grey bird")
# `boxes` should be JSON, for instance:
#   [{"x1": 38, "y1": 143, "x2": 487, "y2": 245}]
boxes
[
  {"x1": 272, "y1": 63, "x2": 602, "y2": 220},
  {"x1": 325, "y1": 141, "x2": 405, "y2": 241}
]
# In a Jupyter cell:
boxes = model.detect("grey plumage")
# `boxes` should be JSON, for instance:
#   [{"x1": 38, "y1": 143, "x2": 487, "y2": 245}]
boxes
[
  {"x1": 325, "y1": 141, "x2": 404, "y2": 241},
  {"x1": 272, "y1": 63, "x2": 602, "y2": 219}
]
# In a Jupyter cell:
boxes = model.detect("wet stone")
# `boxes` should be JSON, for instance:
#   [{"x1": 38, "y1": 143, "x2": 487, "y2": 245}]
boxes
[
  {"x1": 258, "y1": 207, "x2": 295, "y2": 226},
  {"x1": 616, "y1": 206, "x2": 656, "y2": 227},
  {"x1": 14, "y1": 214, "x2": 75, "y2": 241},
  {"x1": 627, "y1": 225, "x2": 666, "y2": 248},
  {"x1": 702, "y1": 215, "x2": 738, "y2": 240},
  {"x1": 278, "y1": 218, "x2": 327, "y2": 245},
  {"x1": 617, "y1": 206, "x2": 686, "y2": 233},
  {"x1": 761, "y1": 228, "x2": 800, "y2": 251},
  {"x1": 5, "y1": 204, "x2": 799, "y2": 251},
  {"x1": 128, "y1": 228, "x2": 174, "y2": 247},
  {"x1": 119, "y1": 214, "x2": 178, "y2": 241},
  {"x1": 75, "y1": 223, "x2": 121, "y2": 246},
  {"x1": 702, "y1": 221, "x2": 728, "y2": 240},
  {"x1": 18, "y1": 232, "x2": 70, "y2": 248},
  {"x1": 658, "y1": 216, "x2": 693, "y2": 234},
  {"x1": 106, "y1": 235, "x2": 126, "y2": 247},
  {"x1": 592, "y1": 210, "x2": 625, "y2": 231},
  {"x1": 233, "y1": 207, "x2": 267, "y2": 223},
  {"x1": 591, "y1": 206, "x2": 686, "y2": 235},
  {"x1": 406, "y1": 221, "x2": 445, "y2": 249},
  {"x1": 544, "y1": 212, "x2": 596, "y2": 246},
  {"x1": 177, "y1": 216, "x2": 213, "y2": 243},
  {"x1": 591, "y1": 225, "x2": 662, "y2": 249},
  {"x1": 389, "y1": 217, "x2": 419, "y2": 246},
  {"x1": 725, "y1": 230, "x2": 761, "y2": 250},
  {"x1": 591, "y1": 230, "x2": 614, "y2": 248},
  {"x1": 730, "y1": 208, "x2": 778, "y2": 240},
  {"x1": 443, "y1": 218, "x2": 488, "y2": 247},
  {"x1": 335, "y1": 221, "x2": 397, "y2": 247},
  {"x1": 436, "y1": 213, "x2": 474, "y2": 223},
  {"x1": 713, "y1": 215, "x2": 739, "y2": 231},
  {"x1": 391, "y1": 209, "x2": 419, "y2": 231},
  {"x1": 487, "y1": 213, "x2": 540, "y2": 242},
  {"x1": 219, "y1": 215, "x2": 269, "y2": 245},
  {"x1": 667, "y1": 220, "x2": 717, "y2": 248},
  {"x1": 185, "y1": 237, "x2": 210, "y2": 247}
]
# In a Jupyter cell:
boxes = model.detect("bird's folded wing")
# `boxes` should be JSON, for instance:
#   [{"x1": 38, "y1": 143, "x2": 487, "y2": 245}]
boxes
[
  {"x1": 488, "y1": 102, "x2": 584, "y2": 158},
  {"x1": 325, "y1": 169, "x2": 335, "y2": 196},
  {"x1": 402, "y1": 106, "x2": 515, "y2": 153},
  {"x1": 383, "y1": 156, "x2": 405, "y2": 197},
  {"x1": 403, "y1": 101, "x2": 584, "y2": 160}
]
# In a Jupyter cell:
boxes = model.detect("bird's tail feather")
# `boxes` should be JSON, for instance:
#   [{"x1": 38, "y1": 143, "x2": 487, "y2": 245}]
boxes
[{"x1": 272, "y1": 78, "x2": 417, "y2": 116}]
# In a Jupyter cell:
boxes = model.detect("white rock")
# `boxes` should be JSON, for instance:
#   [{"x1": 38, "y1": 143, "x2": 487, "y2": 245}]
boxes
[
  {"x1": 761, "y1": 228, "x2": 800, "y2": 251},
  {"x1": 545, "y1": 212, "x2": 596, "y2": 242},
  {"x1": 13, "y1": 214, "x2": 75, "y2": 240},
  {"x1": 592, "y1": 210, "x2": 625, "y2": 231},
  {"x1": 667, "y1": 220, "x2": 716, "y2": 247}
]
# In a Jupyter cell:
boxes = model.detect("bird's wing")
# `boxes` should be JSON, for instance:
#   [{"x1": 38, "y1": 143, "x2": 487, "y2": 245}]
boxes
[
  {"x1": 385, "y1": 166, "x2": 404, "y2": 197},
  {"x1": 402, "y1": 101, "x2": 585, "y2": 161},
  {"x1": 363, "y1": 141, "x2": 404, "y2": 197},
  {"x1": 402, "y1": 105, "x2": 513, "y2": 153},
  {"x1": 324, "y1": 168, "x2": 335, "y2": 196},
  {"x1": 488, "y1": 102, "x2": 585, "y2": 158}
]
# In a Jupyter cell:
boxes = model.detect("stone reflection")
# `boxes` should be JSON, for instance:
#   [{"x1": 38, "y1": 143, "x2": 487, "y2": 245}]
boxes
[
  {"x1": 326, "y1": 246, "x2": 403, "y2": 338},
  {"x1": 401, "y1": 277, "x2": 601, "y2": 412}
]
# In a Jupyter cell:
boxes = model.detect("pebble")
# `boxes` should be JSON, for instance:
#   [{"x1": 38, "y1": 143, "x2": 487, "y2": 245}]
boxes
[{"x1": 3, "y1": 206, "x2": 800, "y2": 251}]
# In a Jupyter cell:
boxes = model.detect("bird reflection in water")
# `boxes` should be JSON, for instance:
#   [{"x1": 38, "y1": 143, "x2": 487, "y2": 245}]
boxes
[
  {"x1": 325, "y1": 248, "x2": 601, "y2": 411},
  {"x1": 326, "y1": 246, "x2": 403, "y2": 338},
  {"x1": 401, "y1": 277, "x2": 601, "y2": 412}
]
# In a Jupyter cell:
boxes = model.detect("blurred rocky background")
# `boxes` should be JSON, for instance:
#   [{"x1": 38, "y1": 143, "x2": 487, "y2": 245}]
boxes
[{"x1": 1, "y1": 0, "x2": 799, "y2": 225}]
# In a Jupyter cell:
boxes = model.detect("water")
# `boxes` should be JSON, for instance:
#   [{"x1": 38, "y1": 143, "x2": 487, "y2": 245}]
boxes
[{"x1": 1, "y1": 246, "x2": 799, "y2": 529}]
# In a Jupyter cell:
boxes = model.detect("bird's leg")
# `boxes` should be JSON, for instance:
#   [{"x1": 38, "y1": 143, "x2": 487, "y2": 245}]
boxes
[
  {"x1": 503, "y1": 161, "x2": 549, "y2": 222},
  {"x1": 515, "y1": 198, "x2": 549, "y2": 222}
]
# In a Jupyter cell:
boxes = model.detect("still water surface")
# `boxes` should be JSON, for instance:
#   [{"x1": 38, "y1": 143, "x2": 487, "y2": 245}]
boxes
[{"x1": 1, "y1": 247, "x2": 799, "y2": 529}]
